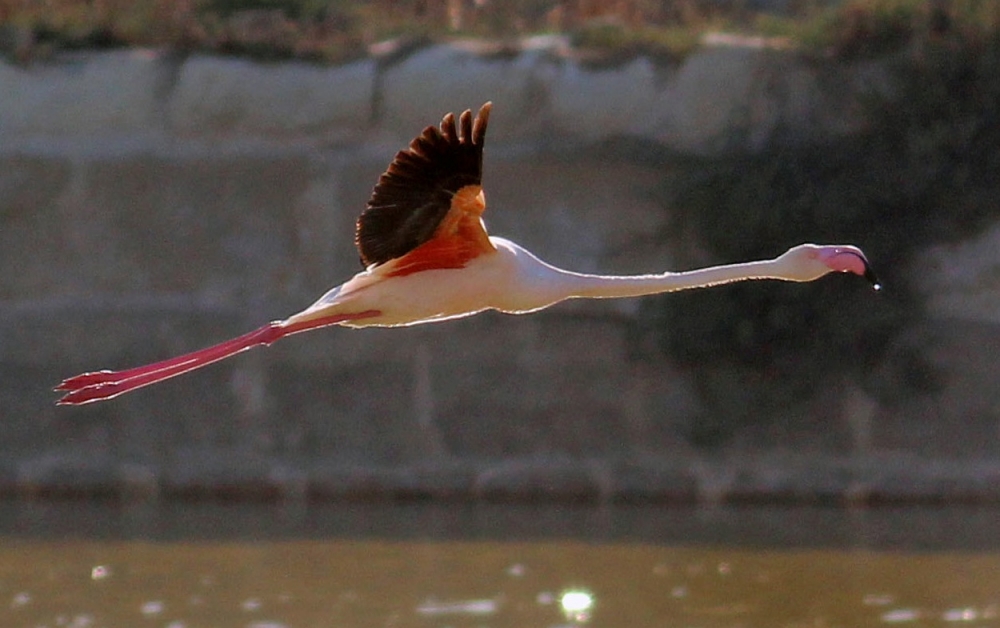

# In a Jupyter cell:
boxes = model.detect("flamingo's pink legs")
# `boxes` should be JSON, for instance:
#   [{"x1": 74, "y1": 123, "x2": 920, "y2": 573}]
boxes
[{"x1": 55, "y1": 310, "x2": 380, "y2": 405}]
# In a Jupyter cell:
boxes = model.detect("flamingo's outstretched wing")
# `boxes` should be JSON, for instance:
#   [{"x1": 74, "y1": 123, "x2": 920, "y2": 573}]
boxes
[{"x1": 355, "y1": 102, "x2": 494, "y2": 269}]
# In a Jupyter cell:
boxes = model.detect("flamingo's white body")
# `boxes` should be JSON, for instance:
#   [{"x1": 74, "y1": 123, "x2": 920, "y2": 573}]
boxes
[
  {"x1": 289, "y1": 237, "x2": 870, "y2": 329},
  {"x1": 56, "y1": 102, "x2": 877, "y2": 405}
]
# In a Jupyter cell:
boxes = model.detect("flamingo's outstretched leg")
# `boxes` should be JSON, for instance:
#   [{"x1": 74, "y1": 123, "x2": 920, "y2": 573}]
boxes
[{"x1": 55, "y1": 310, "x2": 380, "y2": 405}]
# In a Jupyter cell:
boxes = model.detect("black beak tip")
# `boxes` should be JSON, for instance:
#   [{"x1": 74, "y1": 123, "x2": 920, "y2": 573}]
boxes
[{"x1": 864, "y1": 265, "x2": 881, "y2": 291}]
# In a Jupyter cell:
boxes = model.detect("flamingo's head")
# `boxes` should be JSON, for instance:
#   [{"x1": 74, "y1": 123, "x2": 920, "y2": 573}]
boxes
[{"x1": 779, "y1": 244, "x2": 880, "y2": 290}]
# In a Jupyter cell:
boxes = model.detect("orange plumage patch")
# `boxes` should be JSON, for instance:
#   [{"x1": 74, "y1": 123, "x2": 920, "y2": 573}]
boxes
[
  {"x1": 386, "y1": 184, "x2": 495, "y2": 278},
  {"x1": 356, "y1": 103, "x2": 492, "y2": 268}
]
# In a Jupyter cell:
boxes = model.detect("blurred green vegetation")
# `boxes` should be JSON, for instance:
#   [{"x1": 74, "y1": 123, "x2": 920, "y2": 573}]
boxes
[
  {"x1": 758, "y1": 0, "x2": 1000, "y2": 58},
  {"x1": 639, "y1": 25, "x2": 1000, "y2": 447},
  {"x1": 1, "y1": 0, "x2": 997, "y2": 63}
]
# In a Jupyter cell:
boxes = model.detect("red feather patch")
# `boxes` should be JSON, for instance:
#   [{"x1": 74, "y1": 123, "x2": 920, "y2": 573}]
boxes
[{"x1": 387, "y1": 184, "x2": 494, "y2": 277}]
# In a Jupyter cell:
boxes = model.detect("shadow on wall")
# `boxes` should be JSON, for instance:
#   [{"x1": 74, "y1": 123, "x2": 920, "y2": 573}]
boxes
[{"x1": 638, "y1": 31, "x2": 1000, "y2": 447}]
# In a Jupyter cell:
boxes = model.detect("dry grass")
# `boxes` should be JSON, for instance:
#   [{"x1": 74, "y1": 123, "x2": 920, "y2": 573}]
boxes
[{"x1": 2, "y1": 0, "x2": 997, "y2": 64}]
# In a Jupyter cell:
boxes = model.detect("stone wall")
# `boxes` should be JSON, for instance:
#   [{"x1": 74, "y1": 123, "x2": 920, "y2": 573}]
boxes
[{"x1": 2, "y1": 38, "x2": 998, "y2": 503}]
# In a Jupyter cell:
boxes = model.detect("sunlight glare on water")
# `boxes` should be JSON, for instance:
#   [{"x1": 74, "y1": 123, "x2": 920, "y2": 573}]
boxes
[
  {"x1": 0, "y1": 539, "x2": 998, "y2": 627},
  {"x1": 560, "y1": 588, "x2": 595, "y2": 622},
  {"x1": 1, "y1": 502, "x2": 998, "y2": 627}
]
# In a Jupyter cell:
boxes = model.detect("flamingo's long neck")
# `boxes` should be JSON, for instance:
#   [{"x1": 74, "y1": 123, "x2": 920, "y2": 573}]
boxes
[{"x1": 551, "y1": 258, "x2": 790, "y2": 301}]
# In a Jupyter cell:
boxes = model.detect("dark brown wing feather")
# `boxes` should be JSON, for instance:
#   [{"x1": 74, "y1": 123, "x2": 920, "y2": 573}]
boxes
[{"x1": 355, "y1": 102, "x2": 492, "y2": 267}]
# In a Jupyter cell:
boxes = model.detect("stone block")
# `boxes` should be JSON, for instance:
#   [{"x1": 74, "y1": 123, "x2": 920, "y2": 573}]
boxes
[
  {"x1": 67, "y1": 153, "x2": 318, "y2": 299},
  {"x1": 912, "y1": 220, "x2": 1000, "y2": 325},
  {"x1": 613, "y1": 459, "x2": 699, "y2": 503},
  {"x1": 543, "y1": 56, "x2": 663, "y2": 141},
  {"x1": 482, "y1": 157, "x2": 669, "y2": 275},
  {"x1": 167, "y1": 54, "x2": 376, "y2": 140},
  {"x1": 871, "y1": 319, "x2": 1000, "y2": 459},
  {"x1": 473, "y1": 458, "x2": 605, "y2": 501},
  {"x1": 652, "y1": 43, "x2": 770, "y2": 154},
  {"x1": 309, "y1": 461, "x2": 477, "y2": 500},
  {"x1": 0, "y1": 364, "x2": 71, "y2": 457},
  {"x1": 0, "y1": 155, "x2": 75, "y2": 296},
  {"x1": 14, "y1": 450, "x2": 119, "y2": 496},
  {"x1": 377, "y1": 42, "x2": 544, "y2": 143},
  {"x1": 265, "y1": 360, "x2": 424, "y2": 464},
  {"x1": 162, "y1": 446, "x2": 282, "y2": 498},
  {"x1": 0, "y1": 50, "x2": 170, "y2": 138}
]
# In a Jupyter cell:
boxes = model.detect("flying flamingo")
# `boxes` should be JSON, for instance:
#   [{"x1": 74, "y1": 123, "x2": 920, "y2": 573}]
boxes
[{"x1": 55, "y1": 102, "x2": 878, "y2": 405}]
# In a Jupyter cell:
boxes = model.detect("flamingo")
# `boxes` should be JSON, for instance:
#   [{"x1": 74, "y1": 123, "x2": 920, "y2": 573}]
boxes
[{"x1": 55, "y1": 102, "x2": 878, "y2": 406}]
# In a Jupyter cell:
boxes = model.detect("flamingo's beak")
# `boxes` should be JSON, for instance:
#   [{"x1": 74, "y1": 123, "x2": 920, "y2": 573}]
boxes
[
  {"x1": 864, "y1": 263, "x2": 881, "y2": 291},
  {"x1": 821, "y1": 246, "x2": 880, "y2": 291}
]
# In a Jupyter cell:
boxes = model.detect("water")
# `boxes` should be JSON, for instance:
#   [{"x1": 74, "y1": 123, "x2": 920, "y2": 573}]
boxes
[{"x1": 1, "y1": 501, "x2": 998, "y2": 627}]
